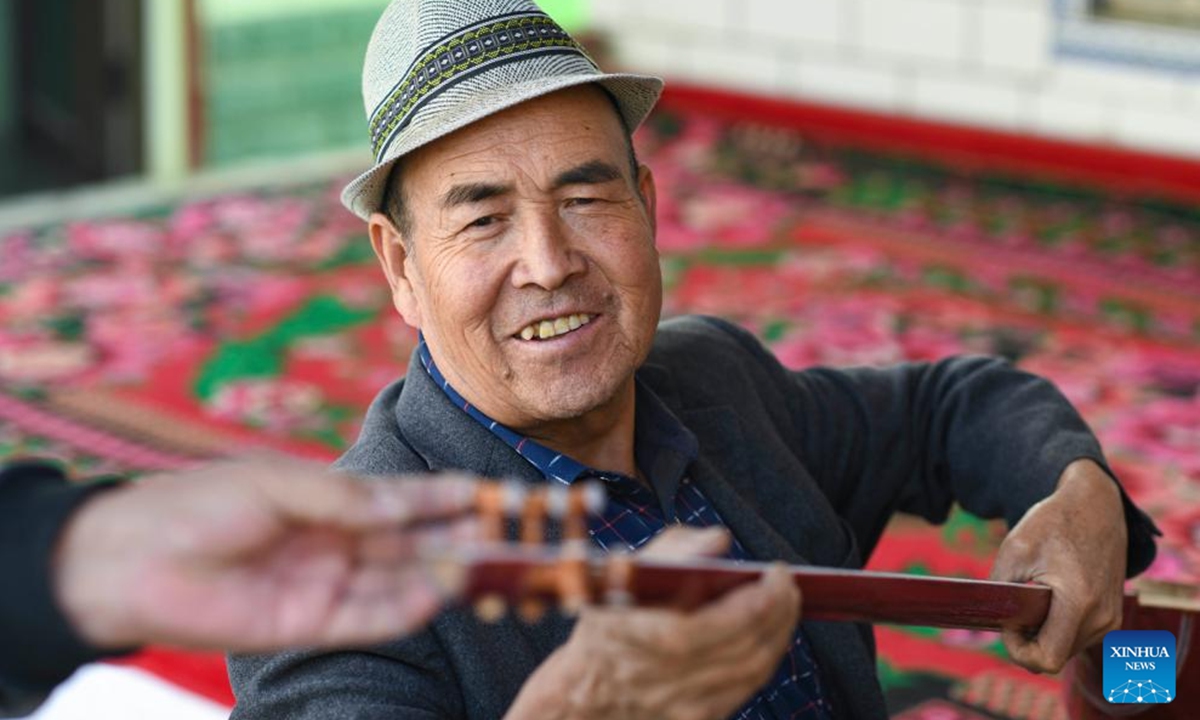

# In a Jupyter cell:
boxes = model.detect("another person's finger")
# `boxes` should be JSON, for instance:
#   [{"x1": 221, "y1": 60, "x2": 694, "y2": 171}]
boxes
[
  {"x1": 208, "y1": 456, "x2": 388, "y2": 527},
  {"x1": 366, "y1": 475, "x2": 479, "y2": 525},
  {"x1": 237, "y1": 457, "x2": 477, "y2": 529},
  {"x1": 356, "y1": 516, "x2": 480, "y2": 563},
  {"x1": 319, "y1": 566, "x2": 446, "y2": 645}
]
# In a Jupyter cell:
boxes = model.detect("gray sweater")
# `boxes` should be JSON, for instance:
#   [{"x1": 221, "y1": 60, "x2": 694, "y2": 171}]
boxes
[{"x1": 229, "y1": 315, "x2": 1158, "y2": 720}]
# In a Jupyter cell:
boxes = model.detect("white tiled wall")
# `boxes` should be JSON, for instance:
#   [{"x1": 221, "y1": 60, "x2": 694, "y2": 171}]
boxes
[
  {"x1": 588, "y1": 0, "x2": 1200, "y2": 158},
  {"x1": 783, "y1": 57, "x2": 906, "y2": 110},
  {"x1": 859, "y1": 0, "x2": 968, "y2": 65},
  {"x1": 744, "y1": 0, "x2": 844, "y2": 48},
  {"x1": 976, "y1": 3, "x2": 1051, "y2": 75},
  {"x1": 911, "y1": 73, "x2": 1027, "y2": 129}
]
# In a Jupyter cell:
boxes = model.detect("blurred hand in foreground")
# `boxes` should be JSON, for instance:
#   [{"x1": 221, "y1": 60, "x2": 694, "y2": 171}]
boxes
[{"x1": 54, "y1": 456, "x2": 478, "y2": 652}]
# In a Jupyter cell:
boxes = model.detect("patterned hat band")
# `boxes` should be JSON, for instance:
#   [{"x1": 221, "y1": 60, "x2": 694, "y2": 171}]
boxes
[
  {"x1": 368, "y1": 10, "x2": 592, "y2": 162},
  {"x1": 341, "y1": 0, "x2": 661, "y2": 221}
]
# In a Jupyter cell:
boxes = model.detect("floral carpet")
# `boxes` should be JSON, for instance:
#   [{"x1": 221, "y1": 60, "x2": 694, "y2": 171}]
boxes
[{"x1": 2, "y1": 91, "x2": 1197, "y2": 718}]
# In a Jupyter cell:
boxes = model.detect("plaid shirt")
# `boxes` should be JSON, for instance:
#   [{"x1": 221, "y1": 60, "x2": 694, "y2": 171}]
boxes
[{"x1": 419, "y1": 341, "x2": 833, "y2": 719}]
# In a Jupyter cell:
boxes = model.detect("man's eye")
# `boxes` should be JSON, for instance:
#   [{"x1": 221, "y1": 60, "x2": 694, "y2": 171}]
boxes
[
  {"x1": 467, "y1": 216, "x2": 496, "y2": 229},
  {"x1": 566, "y1": 197, "x2": 598, "y2": 207}
]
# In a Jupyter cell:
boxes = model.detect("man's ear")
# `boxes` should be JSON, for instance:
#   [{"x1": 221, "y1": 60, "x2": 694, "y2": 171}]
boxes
[
  {"x1": 636, "y1": 163, "x2": 658, "y2": 236},
  {"x1": 368, "y1": 212, "x2": 422, "y2": 328}
]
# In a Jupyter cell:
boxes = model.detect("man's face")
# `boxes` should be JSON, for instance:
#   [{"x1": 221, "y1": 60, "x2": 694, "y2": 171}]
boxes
[{"x1": 369, "y1": 86, "x2": 661, "y2": 432}]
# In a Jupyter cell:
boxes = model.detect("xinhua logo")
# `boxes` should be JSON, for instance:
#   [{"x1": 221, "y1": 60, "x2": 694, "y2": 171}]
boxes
[{"x1": 1103, "y1": 630, "x2": 1176, "y2": 704}]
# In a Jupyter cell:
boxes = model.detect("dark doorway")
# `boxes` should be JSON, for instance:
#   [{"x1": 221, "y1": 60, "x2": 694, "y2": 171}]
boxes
[{"x1": 2, "y1": 0, "x2": 143, "y2": 199}]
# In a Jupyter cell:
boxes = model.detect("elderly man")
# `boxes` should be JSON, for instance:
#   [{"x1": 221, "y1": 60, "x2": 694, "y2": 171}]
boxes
[{"x1": 228, "y1": 0, "x2": 1159, "y2": 718}]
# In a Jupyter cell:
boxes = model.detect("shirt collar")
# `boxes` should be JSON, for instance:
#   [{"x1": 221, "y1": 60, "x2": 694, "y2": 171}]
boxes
[{"x1": 416, "y1": 337, "x2": 698, "y2": 500}]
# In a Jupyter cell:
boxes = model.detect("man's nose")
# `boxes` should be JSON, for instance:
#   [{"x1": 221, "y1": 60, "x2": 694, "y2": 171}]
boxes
[{"x1": 510, "y1": 212, "x2": 586, "y2": 290}]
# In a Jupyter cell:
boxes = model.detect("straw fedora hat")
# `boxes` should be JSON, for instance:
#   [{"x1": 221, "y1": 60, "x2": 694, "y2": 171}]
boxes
[{"x1": 340, "y1": 0, "x2": 664, "y2": 220}]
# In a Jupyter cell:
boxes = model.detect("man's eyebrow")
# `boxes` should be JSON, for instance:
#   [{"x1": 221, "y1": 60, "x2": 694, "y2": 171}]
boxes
[
  {"x1": 551, "y1": 160, "x2": 625, "y2": 189},
  {"x1": 439, "y1": 161, "x2": 623, "y2": 210},
  {"x1": 441, "y1": 182, "x2": 511, "y2": 210}
]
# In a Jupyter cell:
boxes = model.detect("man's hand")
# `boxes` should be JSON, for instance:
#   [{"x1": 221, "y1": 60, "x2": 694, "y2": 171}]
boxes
[
  {"x1": 989, "y1": 459, "x2": 1127, "y2": 673},
  {"x1": 53, "y1": 456, "x2": 478, "y2": 652},
  {"x1": 505, "y1": 527, "x2": 801, "y2": 720}
]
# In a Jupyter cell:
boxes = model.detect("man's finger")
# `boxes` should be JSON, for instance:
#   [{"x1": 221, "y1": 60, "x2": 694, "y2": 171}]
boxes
[
  {"x1": 639, "y1": 526, "x2": 731, "y2": 560},
  {"x1": 675, "y1": 563, "x2": 799, "y2": 655},
  {"x1": 651, "y1": 569, "x2": 801, "y2": 717},
  {"x1": 1071, "y1": 599, "x2": 1123, "y2": 658},
  {"x1": 1005, "y1": 588, "x2": 1083, "y2": 673},
  {"x1": 597, "y1": 574, "x2": 781, "y2": 657},
  {"x1": 988, "y1": 536, "x2": 1036, "y2": 584}
]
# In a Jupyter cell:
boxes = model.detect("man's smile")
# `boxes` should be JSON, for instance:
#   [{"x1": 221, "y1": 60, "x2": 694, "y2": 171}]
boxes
[{"x1": 516, "y1": 312, "x2": 594, "y2": 341}]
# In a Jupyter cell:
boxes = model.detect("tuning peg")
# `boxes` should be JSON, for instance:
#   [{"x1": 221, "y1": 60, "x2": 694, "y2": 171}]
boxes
[
  {"x1": 474, "y1": 594, "x2": 508, "y2": 623},
  {"x1": 474, "y1": 482, "x2": 504, "y2": 542},
  {"x1": 579, "y1": 482, "x2": 607, "y2": 516},
  {"x1": 501, "y1": 480, "x2": 528, "y2": 520},
  {"x1": 544, "y1": 484, "x2": 585, "y2": 541},
  {"x1": 563, "y1": 485, "x2": 589, "y2": 541},
  {"x1": 555, "y1": 543, "x2": 590, "y2": 615},
  {"x1": 603, "y1": 553, "x2": 635, "y2": 608},
  {"x1": 520, "y1": 487, "x2": 547, "y2": 545},
  {"x1": 545, "y1": 483, "x2": 569, "y2": 520},
  {"x1": 518, "y1": 598, "x2": 547, "y2": 623}
]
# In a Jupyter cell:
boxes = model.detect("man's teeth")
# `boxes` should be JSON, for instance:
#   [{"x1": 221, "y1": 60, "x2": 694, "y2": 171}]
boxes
[{"x1": 519, "y1": 313, "x2": 591, "y2": 341}]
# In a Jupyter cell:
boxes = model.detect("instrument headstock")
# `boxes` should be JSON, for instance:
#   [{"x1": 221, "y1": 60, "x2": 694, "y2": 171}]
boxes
[
  {"x1": 426, "y1": 479, "x2": 1054, "y2": 635},
  {"x1": 466, "y1": 480, "x2": 607, "y2": 621}
]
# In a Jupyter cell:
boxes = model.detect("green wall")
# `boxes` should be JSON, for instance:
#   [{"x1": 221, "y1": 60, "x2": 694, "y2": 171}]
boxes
[
  {"x1": 537, "y1": 0, "x2": 591, "y2": 31},
  {"x1": 196, "y1": 0, "x2": 592, "y2": 167},
  {"x1": 200, "y1": 5, "x2": 384, "y2": 165},
  {"x1": 202, "y1": 0, "x2": 587, "y2": 28}
]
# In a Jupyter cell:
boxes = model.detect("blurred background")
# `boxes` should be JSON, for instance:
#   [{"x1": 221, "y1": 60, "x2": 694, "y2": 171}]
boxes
[
  {"x1": 2, "y1": 0, "x2": 1199, "y2": 205},
  {"x1": 2, "y1": 1, "x2": 1198, "y2": 719}
]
